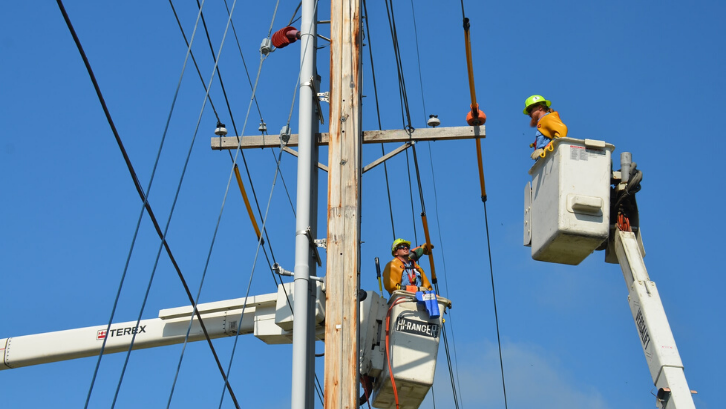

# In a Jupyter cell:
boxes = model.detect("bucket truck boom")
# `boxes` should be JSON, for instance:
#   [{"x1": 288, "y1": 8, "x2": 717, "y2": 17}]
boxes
[{"x1": 524, "y1": 139, "x2": 697, "y2": 408}]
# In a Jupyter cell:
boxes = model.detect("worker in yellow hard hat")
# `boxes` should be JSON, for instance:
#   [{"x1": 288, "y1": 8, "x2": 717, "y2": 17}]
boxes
[
  {"x1": 382, "y1": 238, "x2": 433, "y2": 296},
  {"x1": 523, "y1": 94, "x2": 567, "y2": 160}
]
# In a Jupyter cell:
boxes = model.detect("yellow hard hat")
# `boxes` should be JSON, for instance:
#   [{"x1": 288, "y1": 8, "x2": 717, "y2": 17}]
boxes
[
  {"x1": 391, "y1": 238, "x2": 411, "y2": 255},
  {"x1": 523, "y1": 94, "x2": 551, "y2": 115}
]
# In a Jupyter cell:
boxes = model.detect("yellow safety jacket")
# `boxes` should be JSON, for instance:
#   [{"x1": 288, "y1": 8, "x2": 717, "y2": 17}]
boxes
[
  {"x1": 537, "y1": 111, "x2": 568, "y2": 140},
  {"x1": 530, "y1": 112, "x2": 569, "y2": 159},
  {"x1": 382, "y1": 257, "x2": 433, "y2": 296}
]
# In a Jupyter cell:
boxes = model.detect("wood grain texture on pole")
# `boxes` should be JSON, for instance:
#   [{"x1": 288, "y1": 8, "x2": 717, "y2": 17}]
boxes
[{"x1": 324, "y1": 0, "x2": 362, "y2": 408}]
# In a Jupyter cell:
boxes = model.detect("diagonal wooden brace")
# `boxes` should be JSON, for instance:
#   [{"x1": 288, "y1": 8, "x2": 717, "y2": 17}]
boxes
[{"x1": 362, "y1": 142, "x2": 412, "y2": 174}]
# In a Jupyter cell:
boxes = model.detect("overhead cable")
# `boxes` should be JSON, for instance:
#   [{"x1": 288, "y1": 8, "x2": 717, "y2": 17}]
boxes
[
  {"x1": 481, "y1": 202, "x2": 508, "y2": 409},
  {"x1": 221, "y1": 0, "x2": 298, "y2": 218},
  {"x1": 383, "y1": 0, "x2": 413, "y2": 130},
  {"x1": 454, "y1": 0, "x2": 506, "y2": 406},
  {"x1": 169, "y1": 0, "x2": 290, "y2": 242},
  {"x1": 408, "y1": 0, "x2": 428, "y2": 125},
  {"x1": 411, "y1": 146, "x2": 461, "y2": 406},
  {"x1": 440, "y1": 322, "x2": 461, "y2": 409},
  {"x1": 405, "y1": 150, "x2": 419, "y2": 243},
  {"x1": 383, "y1": 0, "x2": 420, "y2": 245},
  {"x1": 192, "y1": 0, "x2": 285, "y2": 247},
  {"x1": 54, "y1": 1, "x2": 241, "y2": 408},
  {"x1": 362, "y1": 0, "x2": 396, "y2": 240},
  {"x1": 109, "y1": 0, "x2": 244, "y2": 407},
  {"x1": 215, "y1": 0, "x2": 290, "y2": 312},
  {"x1": 288, "y1": 1, "x2": 302, "y2": 26},
  {"x1": 194, "y1": 0, "x2": 241, "y2": 141},
  {"x1": 168, "y1": 0, "x2": 221, "y2": 121},
  {"x1": 193, "y1": 0, "x2": 282, "y2": 258},
  {"x1": 381, "y1": 1, "x2": 463, "y2": 405},
  {"x1": 272, "y1": 0, "x2": 328, "y2": 400},
  {"x1": 207, "y1": 0, "x2": 326, "y2": 404},
  {"x1": 426, "y1": 144, "x2": 465, "y2": 401},
  {"x1": 222, "y1": 0, "x2": 264, "y2": 120},
  {"x1": 406, "y1": 6, "x2": 467, "y2": 399},
  {"x1": 171, "y1": 0, "x2": 296, "y2": 249},
  {"x1": 218, "y1": 141, "x2": 286, "y2": 409}
]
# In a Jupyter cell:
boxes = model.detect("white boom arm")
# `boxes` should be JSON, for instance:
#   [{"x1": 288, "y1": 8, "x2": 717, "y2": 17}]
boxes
[
  {"x1": 1, "y1": 282, "x2": 326, "y2": 371},
  {"x1": 614, "y1": 230, "x2": 696, "y2": 409}
]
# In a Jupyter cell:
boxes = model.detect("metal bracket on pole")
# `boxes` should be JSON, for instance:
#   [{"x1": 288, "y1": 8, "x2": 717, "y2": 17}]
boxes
[
  {"x1": 273, "y1": 263, "x2": 294, "y2": 277},
  {"x1": 314, "y1": 238, "x2": 327, "y2": 249},
  {"x1": 280, "y1": 125, "x2": 291, "y2": 144},
  {"x1": 317, "y1": 92, "x2": 330, "y2": 103},
  {"x1": 274, "y1": 263, "x2": 324, "y2": 282},
  {"x1": 304, "y1": 227, "x2": 323, "y2": 267},
  {"x1": 304, "y1": 77, "x2": 326, "y2": 125}
]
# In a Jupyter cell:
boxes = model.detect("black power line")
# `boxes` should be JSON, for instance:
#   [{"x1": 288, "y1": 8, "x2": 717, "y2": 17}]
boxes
[
  {"x1": 193, "y1": 1, "x2": 325, "y2": 404},
  {"x1": 454, "y1": 0, "x2": 509, "y2": 405},
  {"x1": 362, "y1": 0, "x2": 396, "y2": 240},
  {"x1": 482, "y1": 201, "x2": 509, "y2": 409},
  {"x1": 54, "y1": 1, "x2": 242, "y2": 408},
  {"x1": 381, "y1": 1, "x2": 463, "y2": 406}
]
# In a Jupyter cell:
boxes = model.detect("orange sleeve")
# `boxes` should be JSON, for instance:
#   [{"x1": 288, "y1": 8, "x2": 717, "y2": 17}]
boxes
[{"x1": 383, "y1": 260, "x2": 402, "y2": 295}]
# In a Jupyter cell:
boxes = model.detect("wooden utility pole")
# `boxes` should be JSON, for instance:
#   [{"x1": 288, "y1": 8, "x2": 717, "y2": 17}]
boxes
[
  {"x1": 324, "y1": 0, "x2": 362, "y2": 407},
  {"x1": 207, "y1": 2, "x2": 484, "y2": 406}
]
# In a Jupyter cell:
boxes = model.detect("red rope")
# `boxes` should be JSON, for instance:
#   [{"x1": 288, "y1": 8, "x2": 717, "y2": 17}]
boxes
[{"x1": 385, "y1": 298, "x2": 412, "y2": 409}]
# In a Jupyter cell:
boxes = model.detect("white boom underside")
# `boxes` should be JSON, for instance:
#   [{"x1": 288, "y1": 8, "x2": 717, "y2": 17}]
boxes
[
  {"x1": 614, "y1": 230, "x2": 695, "y2": 409},
  {"x1": 1, "y1": 282, "x2": 326, "y2": 371}
]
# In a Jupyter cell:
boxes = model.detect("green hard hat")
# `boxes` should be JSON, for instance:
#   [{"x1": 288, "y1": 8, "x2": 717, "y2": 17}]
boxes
[
  {"x1": 523, "y1": 94, "x2": 551, "y2": 115},
  {"x1": 391, "y1": 238, "x2": 411, "y2": 255}
]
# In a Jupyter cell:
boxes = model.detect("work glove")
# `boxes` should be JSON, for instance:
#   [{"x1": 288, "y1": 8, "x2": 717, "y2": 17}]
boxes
[
  {"x1": 531, "y1": 149, "x2": 544, "y2": 160},
  {"x1": 421, "y1": 243, "x2": 434, "y2": 255}
]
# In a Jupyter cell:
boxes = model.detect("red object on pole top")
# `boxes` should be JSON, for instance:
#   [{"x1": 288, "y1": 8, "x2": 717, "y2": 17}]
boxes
[
  {"x1": 272, "y1": 26, "x2": 300, "y2": 49},
  {"x1": 466, "y1": 103, "x2": 486, "y2": 126}
]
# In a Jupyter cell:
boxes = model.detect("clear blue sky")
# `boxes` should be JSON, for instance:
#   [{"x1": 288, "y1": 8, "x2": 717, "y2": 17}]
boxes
[{"x1": 1, "y1": 1, "x2": 722, "y2": 408}]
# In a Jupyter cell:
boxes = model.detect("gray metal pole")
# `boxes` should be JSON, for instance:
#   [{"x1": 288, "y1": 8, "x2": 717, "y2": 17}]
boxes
[
  {"x1": 621, "y1": 152, "x2": 632, "y2": 183},
  {"x1": 291, "y1": 0, "x2": 318, "y2": 407},
  {"x1": 304, "y1": 72, "x2": 321, "y2": 409}
]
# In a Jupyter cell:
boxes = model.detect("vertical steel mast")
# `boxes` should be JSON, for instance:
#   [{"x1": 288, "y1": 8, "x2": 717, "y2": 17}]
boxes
[
  {"x1": 291, "y1": 0, "x2": 319, "y2": 407},
  {"x1": 324, "y1": 0, "x2": 363, "y2": 407}
]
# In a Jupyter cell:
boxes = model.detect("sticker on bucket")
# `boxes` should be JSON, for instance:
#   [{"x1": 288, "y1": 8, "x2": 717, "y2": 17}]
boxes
[{"x1": 395, "y1": 317, "x2": 439, "y2": 338}]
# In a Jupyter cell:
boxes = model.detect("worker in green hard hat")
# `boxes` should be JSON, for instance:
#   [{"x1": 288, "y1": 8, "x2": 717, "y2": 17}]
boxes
[
  {"x1": 523, "y1": 94, "x2": 556, "y2": 160},
  {"x1": 382, "y1": 238, "x2": 433, "y2": 295}
]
